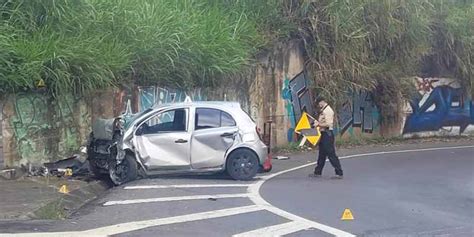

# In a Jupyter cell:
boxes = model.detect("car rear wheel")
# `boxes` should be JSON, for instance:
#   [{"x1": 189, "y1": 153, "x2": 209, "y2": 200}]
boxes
[
  {"x1": 109, "y1": 154, "x2": 138, "y2": 185},
  {"x1": 226, "y1": 149, "x2": 259, "y2": 181}
]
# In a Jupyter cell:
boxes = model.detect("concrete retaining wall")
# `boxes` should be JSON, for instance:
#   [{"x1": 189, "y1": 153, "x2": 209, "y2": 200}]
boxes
[{"x1": 1, "y1": 41, "x2": 472, "y2": 167}]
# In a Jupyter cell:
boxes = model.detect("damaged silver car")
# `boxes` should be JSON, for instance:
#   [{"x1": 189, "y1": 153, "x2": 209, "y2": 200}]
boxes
[{"x1": 87, "y1": 101, "x2": 272, "y2": 185}]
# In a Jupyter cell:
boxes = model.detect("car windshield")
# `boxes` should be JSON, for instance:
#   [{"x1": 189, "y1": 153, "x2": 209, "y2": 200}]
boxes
[{"x1": 123, "y1": 108, "x2": 153, "y2": 128}]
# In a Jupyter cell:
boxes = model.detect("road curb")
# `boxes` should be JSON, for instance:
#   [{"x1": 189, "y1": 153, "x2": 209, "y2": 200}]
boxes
[{"x1": 28, "y1": 179, "x2": 112, "y2": 219}]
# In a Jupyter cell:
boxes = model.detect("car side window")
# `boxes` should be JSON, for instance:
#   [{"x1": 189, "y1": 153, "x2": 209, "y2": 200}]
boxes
[
  {"x1": 195, "y1": 108, "x2": 236, "y2": 130},
  {"x1": 137, "y1": 108, "x2": 187, "y2": 135}
]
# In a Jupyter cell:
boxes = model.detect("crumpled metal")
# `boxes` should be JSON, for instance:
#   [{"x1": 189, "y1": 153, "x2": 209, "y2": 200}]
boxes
[{"x1": 92, "y1": 118, "x2": 115, "y2": 140}]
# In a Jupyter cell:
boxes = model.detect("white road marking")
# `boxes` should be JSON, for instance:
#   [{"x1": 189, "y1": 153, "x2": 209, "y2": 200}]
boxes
[
  {"x1": 85, "y1": 205, "x2": 263, "y2": 236},
  {"x1": 103, "y1": 193, "x2": 249, "y2": 206},
  {"x1": 258, "y1": 145, "x2": 474, "y2": 181},
  {"x1": 124, "y1": 184, "x2": 251, "y2": 189},
  {"x1": 340, "y1": 145, "x2": 474, "y2": 160},
  {"x1": 247, "y1": 144, "x2": 474, "y2": 237},
  {"x1": 3, "y1": 145, "x2": 472, "y2": 237},
  {"x1": 233, "y1": 221, "x2": 313, "y2": 237},
  {"x1": 248, "y1": 180, "x2": 355, "y2": 237},
  {"x1": 0, "y1": 205, "x2": 264, "y2": 237}
]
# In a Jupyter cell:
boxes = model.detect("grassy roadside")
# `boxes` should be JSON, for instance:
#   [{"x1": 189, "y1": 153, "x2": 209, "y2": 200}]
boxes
[{"x1": 33, "y1": 199, "x2": 67, "y2": 219}]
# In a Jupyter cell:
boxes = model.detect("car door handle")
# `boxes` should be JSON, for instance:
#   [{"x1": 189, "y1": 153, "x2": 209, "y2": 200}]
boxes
[
  {"x1": 175, "y1": 139, "x2": 188, "y2": 143},
  {"x1": 220, "y1": 132, "x2": 236, "y2": 137}
]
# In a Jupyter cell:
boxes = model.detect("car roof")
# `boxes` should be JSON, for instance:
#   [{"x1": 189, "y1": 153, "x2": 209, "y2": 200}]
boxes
[{"x1": 152, "y1": 101, "x2": 241, "y2": 110}]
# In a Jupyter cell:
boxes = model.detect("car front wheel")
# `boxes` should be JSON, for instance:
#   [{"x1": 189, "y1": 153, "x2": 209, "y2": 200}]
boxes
[
  {"x1": 226, "y1": 149, "x2": 259, "y2": 181},
  {"x1": 109, "y1": 154, "x2": 138, "y2": 185}
]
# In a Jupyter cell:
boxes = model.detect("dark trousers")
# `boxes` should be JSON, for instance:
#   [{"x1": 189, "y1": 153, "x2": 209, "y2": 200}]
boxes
[{"x1": 314, "y1": 130, "x2": 343, "y2": 176}]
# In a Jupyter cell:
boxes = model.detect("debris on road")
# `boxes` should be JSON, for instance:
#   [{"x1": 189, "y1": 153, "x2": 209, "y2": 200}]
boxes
[
  {"x1": 4, "y1": 146, "x2": 100, "y2": 181},
  {"x1": 22, "y1": 163, "x2": 48, "y2": 177},
  {"x1": 0, "y1": 168, "x2": 17, "y2": 180},
  {"x1": 274, "y1": 156, "x2": 290, "y2": 160},
  {"x1": 43, "y1": 154, "x2": 90, "y2": 177}
]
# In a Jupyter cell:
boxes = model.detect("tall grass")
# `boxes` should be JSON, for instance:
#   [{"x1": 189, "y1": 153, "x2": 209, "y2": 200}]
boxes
[
  {"x1": 428, "y1": 0, "x2": 473, "y2": 96},
  {"x1": 278, "y1": 0, "x2": 472, "y2": 123},
  {"x1": 283, "y1": 0, "x2": 433, "y2": 99},
  {"x1": 0, "y1": 0, "x2": 264, "y2": 95},
  {"x1": 0, "y1": 0, "x2": 471, "y2": 103}
]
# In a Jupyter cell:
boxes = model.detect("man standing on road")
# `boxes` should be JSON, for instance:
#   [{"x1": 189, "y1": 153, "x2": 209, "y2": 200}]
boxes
[{"x1": 309, "y1": 97, "x2": 344, "y2": 179}]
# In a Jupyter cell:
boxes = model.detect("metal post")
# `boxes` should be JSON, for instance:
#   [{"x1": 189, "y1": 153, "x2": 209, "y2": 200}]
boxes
[{"x1": 263, "y1": 120, "x2": 273, "y2": 153}]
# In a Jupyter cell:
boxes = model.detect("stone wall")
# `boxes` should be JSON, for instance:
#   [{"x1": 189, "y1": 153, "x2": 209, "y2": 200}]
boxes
[
  {"x1": 250, "y1": 40, "x2": 309, "y2": 148},
  {"x1": 249, "y1": 41, "x2": 383, "y2": 146},
  {"x1": 1, "y1": 43, "x2": 472, "y2": 168},
  {"x1": 0, "y1": 85, "x2": 247, "y2": 167},
  {"x1": 247, "y1": 41, "x2": 472, "y2": 147},
  {"x1": 1, "y1": 93, "x2": 89, "y2": 167},
  {"x1": 111, "y1": 82, "x2": 250, "y2": 115},
  {"x1": 0, "y1": 40, "x2": 315, "y2": 167}
]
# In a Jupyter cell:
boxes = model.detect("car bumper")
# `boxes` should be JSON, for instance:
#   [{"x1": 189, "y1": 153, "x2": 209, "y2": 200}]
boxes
[
  {"x1": 253, "y1": 141, "x2": 272, "y2": 172},
  {"x1": 252, "y1": 141, "x2": 268, "y2": 163}
]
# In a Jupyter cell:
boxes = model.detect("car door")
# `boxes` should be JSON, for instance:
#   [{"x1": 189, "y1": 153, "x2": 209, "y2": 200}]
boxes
[
  {"x1": 191, "y1": 108, "x2": 238, "y2": 169},
  {"x1": 133, "y1": 108, "x2": 191, "y2": 170}
]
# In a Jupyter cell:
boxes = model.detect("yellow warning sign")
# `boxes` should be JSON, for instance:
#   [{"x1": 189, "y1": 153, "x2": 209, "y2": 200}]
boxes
[
  {"x1": 305, "y1": 127, "x2": 320, "y2": 146},
  {"x1": 341, "y1": 208, "x2": 354, "y2": 220},
  {"x1": 295, "y1": 112, "x2": 312, "y2": 132},
  {"x1": 59, "y1": 185, "x2": 69, "y2": 194},
  {"x1": 295, "y1": 112, "x2": 321, "y2": 146},
  {"x1": 37, "y1": 79, "x2": 46, "y2": 88}
]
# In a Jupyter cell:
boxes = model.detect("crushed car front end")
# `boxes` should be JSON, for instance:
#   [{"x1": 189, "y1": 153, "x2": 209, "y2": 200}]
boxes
[{"x1": 87, "y1": 117, "x2": 123, "y2": 177}]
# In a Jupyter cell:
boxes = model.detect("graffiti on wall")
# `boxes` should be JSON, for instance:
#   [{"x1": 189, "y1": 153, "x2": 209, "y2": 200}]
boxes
[
  {"x1": 10, "y1": 93, "x2": 87, "y2": 165},
  {"x1": 281, "y1": 72, "x2": 380, "y2": 140},
  {"x1": 114, "y1": 89, "x2": 133, "y2": 116},
  {"x1": 56, "y1": 95, "x2": 88, "y2": 155},
  {"x1": 403, "y1": 77, "x2": 474, "y2": 135},
  {"x1": 11, "y1": 93, "x2": 50, "y2": 164},
  {"x1": 336, "y1": 90, "x2": 380, "y2": 136},
  {"x1": 282, "y1": 71, "x2": 315, "y2": 142},
  {"x1": 138, "y1": 86, "x2": 207, "y2": 112}
]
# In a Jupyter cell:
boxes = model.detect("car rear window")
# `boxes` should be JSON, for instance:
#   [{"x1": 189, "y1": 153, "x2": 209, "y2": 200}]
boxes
[{"x1": 221, "y1": 111, "x2": 236, "y2": 127}]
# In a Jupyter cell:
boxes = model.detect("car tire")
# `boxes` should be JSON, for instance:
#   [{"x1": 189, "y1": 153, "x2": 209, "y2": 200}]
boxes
[
  {"x1": 226, "y1": 149, "x2": 259, "y2": 181},
  {"x1": 87, "y1": 147, "x2": 107, "y2": 178},
  {"x1": 88, "y1": 159, "x2": 107, "y2": 178},
  {"x1": 109, "y1": 154, "x2": 138, "y2": 186}
]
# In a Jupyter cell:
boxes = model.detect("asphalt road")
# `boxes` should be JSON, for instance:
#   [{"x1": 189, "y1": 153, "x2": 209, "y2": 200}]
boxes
[
  {"x1": 0, "y1": 142, "x2": 473, "y2": 236},
  {"x1": 261, "y1": 146, "x2": 474, "y2": 236}
]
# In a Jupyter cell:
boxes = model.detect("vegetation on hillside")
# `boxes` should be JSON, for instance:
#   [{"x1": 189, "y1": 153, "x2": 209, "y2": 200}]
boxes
[
  {"x1": 277, "y1": 0, "x2": 472, "y2": 123},
  {"x1": 0, "y1": 0, "x2": 266, "y2": 95}
]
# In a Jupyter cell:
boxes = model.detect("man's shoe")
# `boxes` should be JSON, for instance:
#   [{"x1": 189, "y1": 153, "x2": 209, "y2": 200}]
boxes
[
  {"x1": 308, "y1": 173, "x2": 322, "y2": 178},
  {"x1": 331, "y1": 175, "x2": 343, "y2": 179}
]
